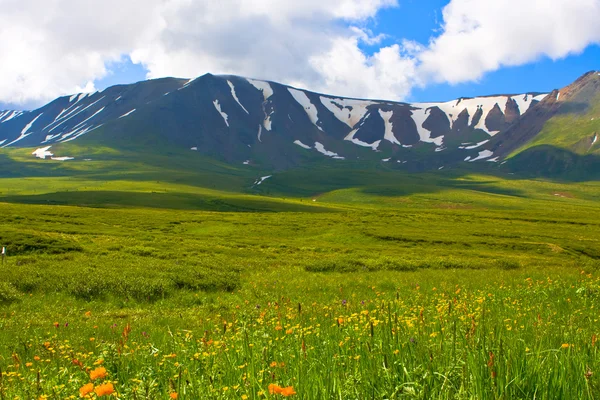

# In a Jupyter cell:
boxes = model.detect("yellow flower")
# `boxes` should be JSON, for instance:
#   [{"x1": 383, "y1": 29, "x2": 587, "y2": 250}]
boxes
[{"x1": 561, "y1": 343, "x2": 570, "y2": 349}]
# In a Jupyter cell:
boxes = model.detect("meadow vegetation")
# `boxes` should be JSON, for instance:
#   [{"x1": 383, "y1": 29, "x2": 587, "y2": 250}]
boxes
[{"x1": 0, "y1": 151, "x2": 600, "y2": 398}]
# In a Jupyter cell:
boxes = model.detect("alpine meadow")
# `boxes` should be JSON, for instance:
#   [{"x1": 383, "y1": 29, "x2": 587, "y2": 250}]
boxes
[{"x1": 2, "y1": 1, "x2": 600, "y2": 398}]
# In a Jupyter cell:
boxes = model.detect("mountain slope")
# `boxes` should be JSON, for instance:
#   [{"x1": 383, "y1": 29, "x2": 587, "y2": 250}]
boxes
[
  {"x1": 0, "y1": 74, "x2": 546, "y2": 170},
  {"x1": 480, "y1": 71, "x2": 600, "y2": 178}
]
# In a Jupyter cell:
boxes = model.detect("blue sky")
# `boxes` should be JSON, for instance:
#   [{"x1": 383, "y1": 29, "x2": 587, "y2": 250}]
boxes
[{"x1": 2, "y1": 0, "x2": 599, "y2": 110}]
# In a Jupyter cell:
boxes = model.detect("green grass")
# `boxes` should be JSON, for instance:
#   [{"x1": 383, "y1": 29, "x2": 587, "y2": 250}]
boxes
[{"x1": 1, "y1": 145, "x2": 600, "y2": 398}]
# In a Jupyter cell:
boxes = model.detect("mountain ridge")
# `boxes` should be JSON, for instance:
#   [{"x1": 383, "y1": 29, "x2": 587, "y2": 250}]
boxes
[{"x1": 0, "y1": 72, "x2": 555, "y2": 172}]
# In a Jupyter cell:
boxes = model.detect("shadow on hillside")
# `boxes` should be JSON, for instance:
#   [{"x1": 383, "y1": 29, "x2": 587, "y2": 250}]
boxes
[
  {"x1": 360, "y1": 179, "x2": 525, "y2": 198},
  {"x1": 507, "y1": 145, "x2": 600, "y2": 181},
  {"x1": 555, "y1": 101, "x2": 591, "y2": 115},
  {"x1": 0, "y1": 191, "x2": 334, "y2": 213}
]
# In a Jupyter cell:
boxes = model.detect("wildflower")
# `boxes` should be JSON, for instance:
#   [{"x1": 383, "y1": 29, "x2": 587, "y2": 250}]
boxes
[
  {"x1": 561, "y1": 343, "x2": 570, "y2": 349},
  {"x1": 90, "y1": 367, "x2": 107, "y2": 380},
  {"x1": 53, "y1": 322, "x2": 59, "y2": 328},
  {"x1": 94, "y1": 382, "x2": 115, "y2": 397},
  {"x1": 269, "y1": 384, "x2": 296, "y2": 396},
  {"x1": 85, "y1": 311, "x2": 92, "y2": 317},
  {"x1": 269, "y1": 384, "x2": 282, "y2": 394},
  {"x1": 34, "y1": 356, "x2": 40, "y2": 361},
  {"x1": 242, "y1": 395, "x2": 249, "y2": 400},
  {"x1": 25, "y1": 362, "x2": 33, "y2": 367},
  {"x1": 281, "y1": 387, "x2": 296, "y2": 396},
  {"x1": 170, "y1": 393, "x2": 178, "y2": 399},
  {"x1": 79, "y1": 383, "x2": 94, "y2": 397}
]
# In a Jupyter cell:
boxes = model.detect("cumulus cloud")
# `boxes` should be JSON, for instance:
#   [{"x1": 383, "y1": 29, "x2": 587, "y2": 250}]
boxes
[
  {"x1": 1, "y1": 0, "x2": 600, "y2": 107},
  {"x1": 418, "y1": 0, "x2": 600, "y2": 84},
  {"x1": 0, "y1": 0, "x2": 403, "y2": 106}
]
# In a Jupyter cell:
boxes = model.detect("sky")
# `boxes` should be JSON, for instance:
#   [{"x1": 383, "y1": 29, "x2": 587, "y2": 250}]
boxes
[{"x1": 1, "y1": 0, "x2": 600, "y2": 110}]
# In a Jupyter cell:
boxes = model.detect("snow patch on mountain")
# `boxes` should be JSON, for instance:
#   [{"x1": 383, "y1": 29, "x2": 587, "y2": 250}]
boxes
[
  {"x1": 32, "y1": 146, "x2": 53, "y2": 159},
  {"x1": 227, "y1": 81, "x2": 249, "y2": 114},
  {"x1": 410, "y1": 107, "x2": 444, "y2": 146},
  {"x1": 378, "y1": 110, "x2": 401, "y2": 145},
  {"x1": 253, "y1": 175, "x2": 272, "y2": 186},
  {"x1": 288, "y1": 88, "x2": 323, "y2": 132},
  {"x1": 51, "y1": 156, "x2": 75, "y2": 161},
  {"x1": 512, "y1": 94, "x2": 538, "y2": 114},
  {"x1": 21, "y1": 113, "x2": 44, "y2": 135},
  {"x1": 1, "y1": 113, "x2": 44, "y2": 147},
  {"x1": 72, "y1": 107, "x2": 104, "y2": 130},
  {"x1": 0, "y1": 110, "x2": 24, "y2": 123},
  {"x1": 264, "y1": 111, "x2": 274, "y2": 131},
  {"x1": 119, "y1": 109, "x2": 136, "y2": 119},
  {"x1": 247, "y1": 79, "x2": 274, "y2": 100},
  {"x1": 344, "y1": 129, "x2": 380, "y2": 150},
  {"x1": 461, "y1": 140, "x2": 489, "y2": 150},
  {"x1": 413, "y1": 94, "x2": 545, "y2": 136},
  {"x1": 213, "y1": 100, "x2": 229, "y2": 127},
  {"x1": 47, "y1": 96, "x2": 105, "y2": 133},
  {"x1": 61, "y1": 124, "x2": 104, "y2": 143},
  {"x1": 294, "y1": 140, "x2": 311, "y2": 149},
  {"x1": 319, "y1": 97, "x2": 373, "y2": 128},
  {"x1": 315, "y1": 142, "x2": 344, "y2": 159},
  {"x1": 469, "y1": 150, "x2": 494, "y2": 162}
]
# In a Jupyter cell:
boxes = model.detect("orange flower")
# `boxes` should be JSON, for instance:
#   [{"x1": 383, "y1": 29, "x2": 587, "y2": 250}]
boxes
[
  {"x1": 280, "y1": 386, "x2": 296, "y2": 396},
  {"x1": 269, "y1": 384, "x2": 283, "y2": 394},
  {"x1": 94, "y1": 382, "x2": 115, "y2": 397},
  {"x1": 85, "y1": 311, "x2": 92, "y2": 317},
  {"x1": 169, "y1": 393, "x2": 178, "y2": 399},
  {"x1": 79, "y1": 383, "x2": 94, "y2": 398},
  {"x1": 268, "y1": 384, "x2": 296, "y2": 396},
  {"x1": 561, "y1": 343, "x2": 570, "y2": 349},
  {"x1": 90, "y1": 367, "x2": 108, "y2": 380}
]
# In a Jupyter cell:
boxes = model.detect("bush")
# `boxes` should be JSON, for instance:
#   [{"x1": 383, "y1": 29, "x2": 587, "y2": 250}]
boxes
[
  {"x1": 0, "y1": 282, "x2": 21, "y2": 304},
  {"x1": 0, "y1": 232, "x2": 82, "y2": 255}
]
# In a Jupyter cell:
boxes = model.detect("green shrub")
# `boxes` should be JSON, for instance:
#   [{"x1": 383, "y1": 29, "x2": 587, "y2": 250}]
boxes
[{"x1": 0, "y1": 282, "x2": 20, "y2": 304}]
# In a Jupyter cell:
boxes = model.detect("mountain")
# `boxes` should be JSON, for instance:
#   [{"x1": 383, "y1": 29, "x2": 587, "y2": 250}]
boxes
[
  {"x1": 0, "y1": 73, "x2": 550, "y2": 171},
  {"x1": 480, "y1": 71, "x2": 600, "y2": 178}
]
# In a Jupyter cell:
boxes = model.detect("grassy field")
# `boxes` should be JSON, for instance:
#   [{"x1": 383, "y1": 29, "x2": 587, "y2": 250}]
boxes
[{"x1": 1, "y1": 149, "x2": 600, "y2": 399}]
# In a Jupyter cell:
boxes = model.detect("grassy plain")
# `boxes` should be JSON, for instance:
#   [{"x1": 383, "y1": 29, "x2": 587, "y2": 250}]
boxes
[{"x1": 1, "y1": 149, "x2": 600, "y2": 399}]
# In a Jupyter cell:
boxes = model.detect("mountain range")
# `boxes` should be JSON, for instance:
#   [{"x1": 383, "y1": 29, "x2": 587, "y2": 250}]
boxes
[{"x1": 1, "y1": 71, "x2": 599, "y2": 177}]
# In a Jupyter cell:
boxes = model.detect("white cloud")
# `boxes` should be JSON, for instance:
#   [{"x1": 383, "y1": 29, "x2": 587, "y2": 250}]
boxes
[
  {"x1": 0, "y1": 0, "x2": 403, "y2": 106},
  {"x1": 418, "y1": 0, "x2": 600, "y2": 84},
  {"x1": 309, "y1": 33, "x2": 419, "y2": 100},
  {"x1": 1, "y1": 0, "x2": 600, "y2": 107}
]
